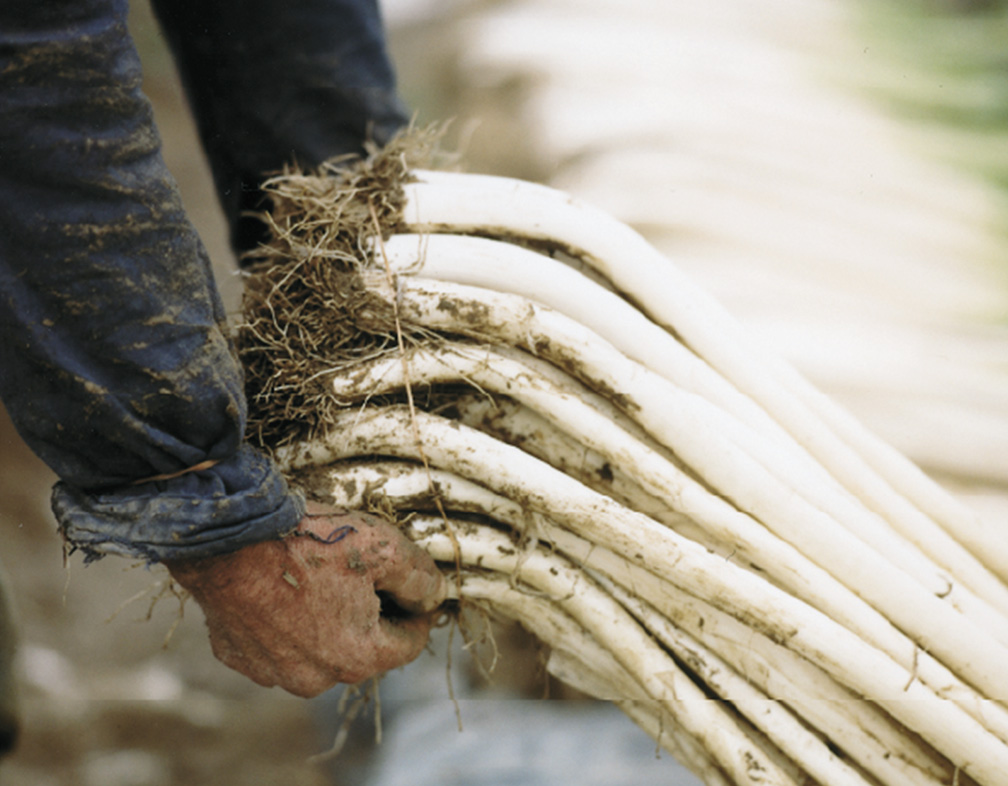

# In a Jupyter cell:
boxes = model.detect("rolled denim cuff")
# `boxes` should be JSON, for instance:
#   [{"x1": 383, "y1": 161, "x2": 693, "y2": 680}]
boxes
[{"x1": 52, "y1": 444, "x2": 304, "y2": 563}]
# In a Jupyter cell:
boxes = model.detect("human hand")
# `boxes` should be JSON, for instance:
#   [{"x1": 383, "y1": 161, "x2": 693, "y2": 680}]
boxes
[{"x1": 164, "y1": 502, "x2": 447, "y2": 697}]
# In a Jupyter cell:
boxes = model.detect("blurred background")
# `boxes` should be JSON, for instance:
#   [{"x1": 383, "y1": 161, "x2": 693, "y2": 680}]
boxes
[{"x1": 2, "y1": 0, "x2": 1007, "y2": 783}]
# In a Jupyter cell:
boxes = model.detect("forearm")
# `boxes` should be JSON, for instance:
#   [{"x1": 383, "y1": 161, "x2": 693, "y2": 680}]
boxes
[{"x1": 0, "y1": 0, "x2": 302, "y2": 561}]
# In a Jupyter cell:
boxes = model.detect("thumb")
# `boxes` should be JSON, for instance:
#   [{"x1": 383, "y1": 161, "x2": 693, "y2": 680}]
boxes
[{"x1": 375, "y1": 546, "x2": 447, "y2": 614}]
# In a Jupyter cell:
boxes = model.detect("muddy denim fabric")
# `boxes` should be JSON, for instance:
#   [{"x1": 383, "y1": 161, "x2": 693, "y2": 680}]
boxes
[
  {"x1": 0, "y1": 0, "x2": 405, "y2": 561},
  {"x1": 150, "y1": 0, "x2": 409, "y2": 253},
  {"x1": 0, "y1": 564, "x2": 18, "y2": 754}
]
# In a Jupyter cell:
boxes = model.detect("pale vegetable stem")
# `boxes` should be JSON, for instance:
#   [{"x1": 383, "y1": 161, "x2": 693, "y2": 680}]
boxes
[
  {"x1": 399, "y1": 170, "x2": 1007, "y2": 588},
  {"x1": 317, "y1": 460, "x2": 973, "y2": 786},
  {"x1": 261, "y1": 159, "x2": 1008, "y2": 786},
  {"x1": 366, "y1": 271, "x2": 1008, "y2": 625},
  {"x1": 321, "y1": 338, "x2": 1008, "y2": 703},
  {"x1": 408, "y1": 521, "x2": 800, "y2": 786},
  {"x1": 279, "y1": 406, "x2": 1008, "y2": 785}
]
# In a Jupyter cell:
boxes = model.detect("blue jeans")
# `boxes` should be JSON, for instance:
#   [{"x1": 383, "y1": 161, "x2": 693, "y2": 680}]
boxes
[{"x1": 0, "y1": 0, "x2": 406, "y2": 561}]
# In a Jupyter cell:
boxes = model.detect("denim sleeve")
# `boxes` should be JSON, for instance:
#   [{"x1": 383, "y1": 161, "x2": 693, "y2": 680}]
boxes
[
  {"x1": 150, "y1": 0, "x2": 409, "y2": 253},
  {"x1": 0, "y1": 0, "x2": 303, "y2": 562}
]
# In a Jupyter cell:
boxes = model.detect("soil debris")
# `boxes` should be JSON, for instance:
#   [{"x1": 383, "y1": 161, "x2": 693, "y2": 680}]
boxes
[{"x1": 237, "y1": 125, "x2": 448, "y2": 450}]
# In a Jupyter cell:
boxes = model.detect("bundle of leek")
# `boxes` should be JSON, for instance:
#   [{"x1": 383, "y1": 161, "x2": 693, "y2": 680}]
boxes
[{"x1": 239, "y1": 139, "x2": 1008, "y2": 786}]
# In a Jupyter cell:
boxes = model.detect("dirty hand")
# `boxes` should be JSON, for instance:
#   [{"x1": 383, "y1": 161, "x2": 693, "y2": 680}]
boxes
[{"x1": 164, "y1": 502, "x2": 447, "y2": 697}]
